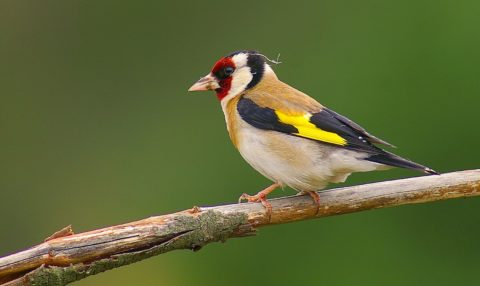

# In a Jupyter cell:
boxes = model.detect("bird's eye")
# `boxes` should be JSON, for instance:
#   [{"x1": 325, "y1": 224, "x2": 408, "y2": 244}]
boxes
[
  {"x1": 224, "y1": 66, "x2": 234, "y2": 76},
  {"x1": 213, "y1": 65, "x2": 235, "y2": 80}
]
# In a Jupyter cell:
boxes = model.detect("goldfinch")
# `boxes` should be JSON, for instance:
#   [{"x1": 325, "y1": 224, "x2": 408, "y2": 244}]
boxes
[{"x1": 189, "y1": 50, "x2": 437, "y2": 211}]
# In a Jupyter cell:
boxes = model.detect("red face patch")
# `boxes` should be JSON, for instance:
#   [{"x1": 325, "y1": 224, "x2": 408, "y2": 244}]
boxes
[{"x1": 211, "y1": 57, "x2": 236, "y2": 101}]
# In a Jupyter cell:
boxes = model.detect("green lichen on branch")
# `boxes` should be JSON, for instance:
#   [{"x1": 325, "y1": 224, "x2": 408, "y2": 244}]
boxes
[{"x1": 20, "y1": 210, "x2": 250, "y2": 286}]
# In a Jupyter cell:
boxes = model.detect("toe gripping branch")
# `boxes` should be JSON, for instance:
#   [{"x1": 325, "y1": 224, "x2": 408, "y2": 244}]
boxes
[{"x1": 238, "y1": 183, "x2": 281, "y2": 221}]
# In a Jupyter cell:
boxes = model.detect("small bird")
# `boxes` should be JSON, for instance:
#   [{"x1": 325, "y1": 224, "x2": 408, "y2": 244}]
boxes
[{"x1": 188, "y1": 50, "x2": 437, "y2": 214}]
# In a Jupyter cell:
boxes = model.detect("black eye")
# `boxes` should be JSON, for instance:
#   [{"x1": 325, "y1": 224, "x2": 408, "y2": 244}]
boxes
[
  {"x1": 224, "y1": 66, "x2": 234, "y2": 76},
  {"x1": 214, "y1": 66, "x2": 235, "y2": 80}
]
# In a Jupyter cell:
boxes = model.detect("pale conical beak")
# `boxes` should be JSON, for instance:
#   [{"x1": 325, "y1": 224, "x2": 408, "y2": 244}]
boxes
[{"x1": 188, "y1": 73, "x2": 220, "y2": 92}]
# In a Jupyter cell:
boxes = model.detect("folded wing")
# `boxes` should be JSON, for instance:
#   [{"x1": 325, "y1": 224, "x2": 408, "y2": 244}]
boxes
[{"x1": 237, "y1": 96, "x2": 437, "y2": 174}]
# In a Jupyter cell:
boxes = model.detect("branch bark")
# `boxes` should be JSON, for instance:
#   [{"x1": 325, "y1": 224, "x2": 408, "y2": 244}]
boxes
[{"x1": 1, "y1": 170, "x2": 479, "y2": 286}]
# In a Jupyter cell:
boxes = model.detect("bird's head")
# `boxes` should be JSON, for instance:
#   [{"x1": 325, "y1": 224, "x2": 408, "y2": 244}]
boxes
[{"x1": 188, "y1": 50, "x2": 275, "y2": 102}]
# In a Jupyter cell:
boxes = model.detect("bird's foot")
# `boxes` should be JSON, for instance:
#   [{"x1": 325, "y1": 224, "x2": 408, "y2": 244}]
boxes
[
  {"x1": 238, "y1": 193, "x2": 273, "y2": 220},
  {"x1": 238, "y1": 183, "x2": 280, "y2": 221},
  {"x1": 299, "y1": 191, "x2": 321, "y2": 215}
]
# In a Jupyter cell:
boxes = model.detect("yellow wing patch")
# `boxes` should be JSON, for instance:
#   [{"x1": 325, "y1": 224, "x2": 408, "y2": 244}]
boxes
[{"x1": 275, "y1": 111, "x2": 347, "y2": 146}]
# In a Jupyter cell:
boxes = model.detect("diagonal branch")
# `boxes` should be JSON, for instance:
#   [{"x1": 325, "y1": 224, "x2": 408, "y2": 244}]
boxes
[{"x1": 1, "y1": 169, "x2": 479, "y2": 286}]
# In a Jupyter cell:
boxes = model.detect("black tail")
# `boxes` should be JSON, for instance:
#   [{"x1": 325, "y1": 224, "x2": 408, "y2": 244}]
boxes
[{"x1": 366, "y1": 150, "x2": 439, "y2": 175}]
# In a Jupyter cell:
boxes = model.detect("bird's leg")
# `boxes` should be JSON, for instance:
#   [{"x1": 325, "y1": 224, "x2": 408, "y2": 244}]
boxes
[
  {"x1": 238, "y1": 183, "x2": 280, "y2": 203},
  {"x1": 298, "y1": 191, "x2": 321, "y2": 215},
  {"x1": 238, "y1": 183, "x2": 280, "y2": 220}
]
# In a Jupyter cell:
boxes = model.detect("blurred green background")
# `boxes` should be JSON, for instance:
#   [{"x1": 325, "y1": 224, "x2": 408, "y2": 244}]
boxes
[{"x1": 1, "y1": 1, "x2": 479, "y2": 285}]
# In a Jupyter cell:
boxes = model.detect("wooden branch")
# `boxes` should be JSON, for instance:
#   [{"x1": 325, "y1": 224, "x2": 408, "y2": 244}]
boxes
[{"x1": 1, "y1": 170, "x2": 479, "y2": 286}]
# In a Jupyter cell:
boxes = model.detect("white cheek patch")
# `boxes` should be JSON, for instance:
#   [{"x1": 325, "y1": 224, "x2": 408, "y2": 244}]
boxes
[
  {"x1": 229, "y1": 67, "x2": 253, "y2": 96},
  {"x1": 221, "y1": 66, "x2": 253, "y2": 107}
]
